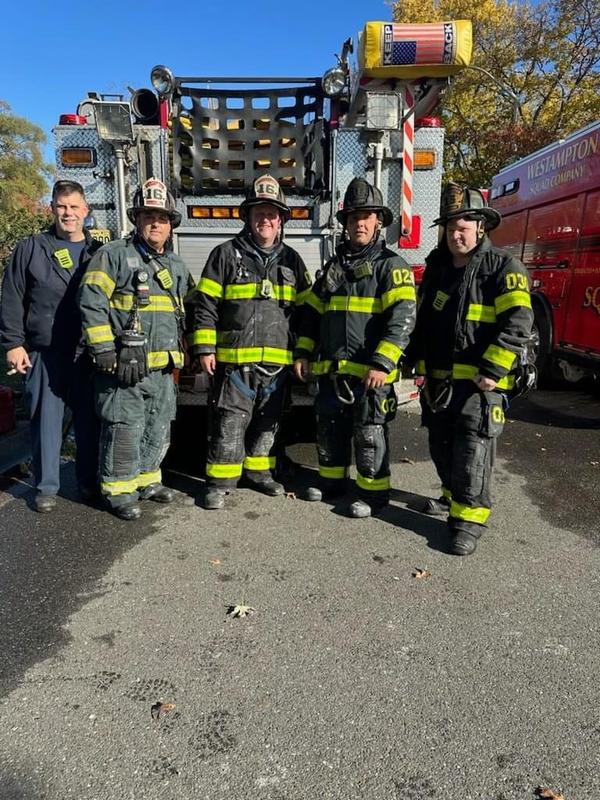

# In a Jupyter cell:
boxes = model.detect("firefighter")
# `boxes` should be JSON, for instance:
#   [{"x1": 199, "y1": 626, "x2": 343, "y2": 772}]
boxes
[
  {"x1": 78, "y1": 178, "x2": 193, "y2": 521},
  {"x1": 188, "y1": 174, "x2": 311, "y2": 510},
  {"x1": 407, "y1": 183, "x2": 533, "y2": 555},
  {"x1": 0, "y1": 180, "x2": 101, "y2": 512},
  {"x1": 293, "y1": 177, "x2": 417, "y2": 518}
]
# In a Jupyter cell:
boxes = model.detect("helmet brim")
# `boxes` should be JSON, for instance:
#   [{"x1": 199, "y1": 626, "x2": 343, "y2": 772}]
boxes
[
  {"x1": 432, "y1": 207, "x2": 501, "y2": 231},
  {"x1": 239, "y1": 198, "x2": 290, "y2": 222},
  {"x1": 337, "y1": 205, "x2": 393, "y2": 227},
  {"x1": 127, "y1": 207, "x2": 182, "y2": 229}
]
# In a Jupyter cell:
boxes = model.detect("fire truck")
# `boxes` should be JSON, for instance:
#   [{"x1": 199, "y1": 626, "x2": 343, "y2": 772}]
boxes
[
  {"x1": 53, "y1": 20, "x2": 473, "y2": 408},
  {"x1": 490, "y1": 121, "x2": 600, "y2": 382}
]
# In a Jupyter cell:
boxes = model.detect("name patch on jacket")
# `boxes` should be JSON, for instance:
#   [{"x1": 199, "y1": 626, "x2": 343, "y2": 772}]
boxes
[
  {"x1": 433, "y1": 290, "x2": 450, "y2": 311},
  {"x1": 54, "y1": 249, "x2": 74, "y2": 269}
]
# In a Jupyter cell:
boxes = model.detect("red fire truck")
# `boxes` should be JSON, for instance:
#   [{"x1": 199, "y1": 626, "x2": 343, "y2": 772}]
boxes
[{"x1": 490, "y1": 121, "x2": 600, "y2": 382}]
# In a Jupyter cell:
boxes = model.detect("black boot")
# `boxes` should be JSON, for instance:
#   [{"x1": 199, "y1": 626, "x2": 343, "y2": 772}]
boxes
[
  {"x1": 449, "y1": 528, "x2": 480, "y2": 556},
  {"x1": 408, "y1": 496, "x2": 450, "y2": 516},
  {"x1": 112, "y1": 503, "x2": 142, "y2": 521},
  {"x1": 139, "y1": 484, "x2": 176, "y2": 504}
]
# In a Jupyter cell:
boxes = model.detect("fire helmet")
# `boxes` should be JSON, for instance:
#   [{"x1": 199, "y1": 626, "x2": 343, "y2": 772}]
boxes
[
  {"x1": 127, "y1": 178, "x2": 182, "y2": 228},
  {"x1": 336, "y1": 178, "x2": 393, "y2": 227},
  {"x1": 239, "y1": 174, "x2": 290, "y2": 222},
  {"x1": 433, "y1": 182, "x2": 501, "y2": 230}
]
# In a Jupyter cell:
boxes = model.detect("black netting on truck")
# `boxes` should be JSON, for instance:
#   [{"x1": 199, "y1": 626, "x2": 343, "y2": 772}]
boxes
[{"x1": 171, "y1": 85, "x2": 325, "y2": 196}]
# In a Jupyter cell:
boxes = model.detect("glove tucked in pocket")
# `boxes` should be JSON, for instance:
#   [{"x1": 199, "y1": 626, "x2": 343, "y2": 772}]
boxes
[{"x1": 117, "y1": 331, "x2": 148, "y2": 387}]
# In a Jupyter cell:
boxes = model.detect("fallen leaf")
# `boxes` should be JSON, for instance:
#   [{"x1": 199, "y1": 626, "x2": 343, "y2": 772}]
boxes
[
  {"x1": 150, "y1": 702, "x2": 176, "y2": 721},
  {"x1": 535, "y1": 788, "x2": 565, "y2": 800},
  {"x1": 399, "y1": 458, "x2": 415, "y2": 465},
  {"x1": 412, "y1": 568, "x2": 432, "y2": 580},
  {"x1": 285, "y1": 491, "x2": 297, "y2": 499},
  {"x1": 541, "y1": 447, "x2": 547, "y2": 451},
  {"x1": 209, "y1": 558, "x2": 221, "y2": 566},
  {"x1": 227, "y1": 603, "x2": 255, "y2": 618}
]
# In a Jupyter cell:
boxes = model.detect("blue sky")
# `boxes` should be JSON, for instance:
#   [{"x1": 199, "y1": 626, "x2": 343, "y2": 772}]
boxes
[{"x1": 3, "y1": 0, "x2": 395, "y2": 165}]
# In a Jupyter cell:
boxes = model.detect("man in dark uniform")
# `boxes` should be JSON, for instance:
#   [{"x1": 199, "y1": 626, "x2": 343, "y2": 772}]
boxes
[
  {"x1": 78, "y1": 178, "x2": 193, "y2": 521},
  {"x1": 293, "y1": 178, "x2": 416, "y2": 518},
  {"x1": 407, "y1": 183, "x2": 533, "y2": 555},
  {"x1": 188, "y1": 174, "x2": 312, "y2": 510},
  {"x1": 0, "y1": 180, "x2": 101, "y2": 512}
]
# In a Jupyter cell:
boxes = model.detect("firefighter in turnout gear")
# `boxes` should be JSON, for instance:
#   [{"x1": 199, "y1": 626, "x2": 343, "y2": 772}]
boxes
[
  {"x1": 407, "y1": 183, "x2": 533, "y2": 555},
  {"x1": 78, "y1": 178, "x2": 194, "y2": 520},
  {"x1": 188, "y1": 175, "x2": 311, "y2": 510},
  {"x1": 293, "y1": 178, "x2": 417, "y2": 518}
]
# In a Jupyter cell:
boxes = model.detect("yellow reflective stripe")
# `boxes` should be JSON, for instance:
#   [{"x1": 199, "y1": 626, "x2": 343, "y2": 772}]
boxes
[
  {"x1": 199, "y1": 277, "x2": 224, "y2": 299},
  {"x1": 483, "y1": 345, "x2": 517, "y2": 370},
  {"x1": 452, "y1": 363, "x2": 514, "y2": 390},
  {"x1": 81, "y1": 270, "x2": 115, "y2": 297},
  {"x1": 101, "y1": 477, "x2": 139, "y2": 496},
  {"x1": 222, "y1": 283, "x2": 296, "y2": 302},
  {"x1": 356, "y1": 473, "x2": 391, "y2": 491},
  {"x1": 375, "y1": 340, "x2": 403, "y2": 364},
  {"x1": 319, "y1": 465, "x2": 347, "y2": 479},
  {"x1": 495, "y1": 290, "x2": 532, "y2": 314},
  {"x1": 327, "y1": 296, "x2": 382, "y2": 313},
  {"x1": 147, "y1": 351, "x2": 184, "y2": 368},
  {"x1": 206, "y1": 463, "x2": 243, "y2": 479},
  {"x1": 137, "y1": 469, "x2": 162, "y2": 488},
  {"x1": 110, "y1": 294, "x2": 176, "y2": 312},
  {"x1": 310, "y1": 360, "x2": 398, "y2": 383},
  {"x1": 296, "y1": 336, "x2": 315, "y2": 354},
  {"x1": 216, "y1": 347, "x2": 292, "y2": 365},
  {"x1": 188, "y1": 329, "x2": 217, "y2": 346},
  {"x1": 442, "y1": 486, "x2": 452, "y2": 501},
  {"x1": 296, "y1": 287, "x2": 311, "y2": 305},
  {"x1": 381, "y1": 285, "x2": 416, "y2": 310},
  {"x1": 450, "y1": 501, "x2": 490, "y2": 524},
  {"x1": 85, "y1": 324, "x2": 114, "y2": 345},
  {"x1": 416, "y1": 359, "x2": 426, "y2": 375},
  {"x1": 429, "y1": 368, "x2": 452, "y2": 379},
  {"x1": 466, "y1": 304, "x2": 496, "y2": 323},
  {"x1": 243, "y1": 455, "x2": 276, "y2": 471},
  {"x1": 305, "y1": 290, "x2": 325, "y2": 314}
]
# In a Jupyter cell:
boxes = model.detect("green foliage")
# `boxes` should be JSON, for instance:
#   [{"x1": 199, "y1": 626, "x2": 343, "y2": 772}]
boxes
[
  {"x1": 0, "y1": 101, "x2": 53, "y2": 274},
  {"x1": 392, "y1": 0, "x2": 600, "y2": 186}
]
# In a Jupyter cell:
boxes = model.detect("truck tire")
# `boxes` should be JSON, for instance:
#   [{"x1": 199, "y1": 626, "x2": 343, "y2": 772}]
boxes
[{"x1": 530, "y1": 304, "x2": 555, "y2": 386}]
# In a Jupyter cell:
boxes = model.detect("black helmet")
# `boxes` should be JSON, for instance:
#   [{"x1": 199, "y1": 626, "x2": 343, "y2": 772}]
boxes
[
  {"x1": 239, "y1": 174, "x2": 290, "y2": 221},
  {"x1": 336, "y1": 178, "x2": 393, "y2": 227},
  {"x1": 433, "y1": 182, "x2": 501, "y2": 230},
  {"x1": 127, "y1": 178, "x2": 182, "y2": 228}
]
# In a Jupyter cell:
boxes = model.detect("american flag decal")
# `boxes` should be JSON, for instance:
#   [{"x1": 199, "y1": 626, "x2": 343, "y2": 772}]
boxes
[{"x1": 383, "y1": 22, "x2": 456, "y2": 66}]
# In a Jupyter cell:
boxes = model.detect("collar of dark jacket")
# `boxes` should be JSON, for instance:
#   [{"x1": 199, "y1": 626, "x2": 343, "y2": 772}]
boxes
[
  {"x1": 337, "y1": 235, "x2": 383, "y2": 266},
  {"x1": 235, "y1": 230, "x2": 283, "y2": 263}
]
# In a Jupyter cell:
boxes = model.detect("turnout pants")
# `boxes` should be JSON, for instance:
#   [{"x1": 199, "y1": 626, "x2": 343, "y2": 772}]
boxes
[
  {"x1": 421, "y1": 383, "x2": 506, "y2": 538},
  {"x1": 315, "y1": 377, "x2": 397, "y2": 505},
  {"x1": 95, "y1": 369, "x2": 176, "y2": 509},
  {"x1": 24, "y1": 349, "x2": 99, "y2": 496},
  {"x1": 205, "y1": 364, "x2": 288, "y2": 489}
]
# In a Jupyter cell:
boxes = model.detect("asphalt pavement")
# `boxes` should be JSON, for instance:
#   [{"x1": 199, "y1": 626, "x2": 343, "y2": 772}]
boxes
[{"x1": 0, "y1": 384, "x2": 598, "y2": 800}]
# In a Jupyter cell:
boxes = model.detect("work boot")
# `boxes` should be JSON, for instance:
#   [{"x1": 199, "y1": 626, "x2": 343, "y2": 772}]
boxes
[
  {"x1": 79, "y1": 486, "x2": 101, "y2": 505},
  {"x1": 346, "y1": 497, "x2": 388, "y2": 518},
  {"x1": 112, "y1": 503, "x2": 142, "y2": 521},
  {"x1": 408, "y1": 496, "x2": 450, "y2": 516},
  {"x1": 203, "y1": 488, "x2": 227, "y2": 510},
  {"x1": 301, "y1": 481, "x2": 347, "y2": 502},
  {"x1": 248, "y1": 480, "x2": 284, "y2": 497},
  {"x1": 139, "y1": 484, "x2": 176, "y2": 504},
  {"x1": 34, "y1": 494, "x2": 56, "y2": 513},
  {"x1": 449, "y1": 529, "x2": 479, "y2": 556}
]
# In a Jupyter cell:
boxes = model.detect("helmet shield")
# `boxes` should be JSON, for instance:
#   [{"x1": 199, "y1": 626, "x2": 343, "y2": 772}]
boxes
[
  {"x1": 127, "y1": 178, "x2": 182, "y2": 228},
  {"x1": 433, "y1": 182, "x2": 501, "y2": 230},
  {"x1": 336, "y1": 178, "x2": 393, "y2": 227},
  {"x1": 239, "y1": 174, "x2": 290, "y2": 221}
]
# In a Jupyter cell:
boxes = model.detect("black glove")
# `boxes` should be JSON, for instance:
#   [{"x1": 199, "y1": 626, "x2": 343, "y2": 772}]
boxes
[
  {"x1": 94, "y1": 349, "x2": 117, "y2": 374},
  {"x1": 117, "y1": 331, "x2": 148, "y2": 387}
]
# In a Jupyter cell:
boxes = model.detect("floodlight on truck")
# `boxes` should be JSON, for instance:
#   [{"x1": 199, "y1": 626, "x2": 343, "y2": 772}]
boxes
[{"x1": 151, "y1": 65, "x2": 175, "y2": 97}]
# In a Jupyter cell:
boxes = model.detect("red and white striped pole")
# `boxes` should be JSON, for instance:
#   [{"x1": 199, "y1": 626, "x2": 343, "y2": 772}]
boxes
[{"x1": 401, "y1": 84, "x2": 415, "y2": 237}]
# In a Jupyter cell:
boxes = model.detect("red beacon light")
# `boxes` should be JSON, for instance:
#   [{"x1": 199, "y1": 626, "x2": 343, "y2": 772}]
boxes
[
  {"x1": 415, "y1": 116, "x2": 441, "y2": 128},
  {"x1": 59, "y1": 114, "x2": 87, "y2": 125}
]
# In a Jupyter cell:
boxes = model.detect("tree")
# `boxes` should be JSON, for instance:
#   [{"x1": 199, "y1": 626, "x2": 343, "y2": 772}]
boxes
[
  {"x1": 392, "y1": 0, "x2": 600, "y2": 186},
  {"x1": 0, "y1": 101, "x2": 53, "y2": 270}
]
